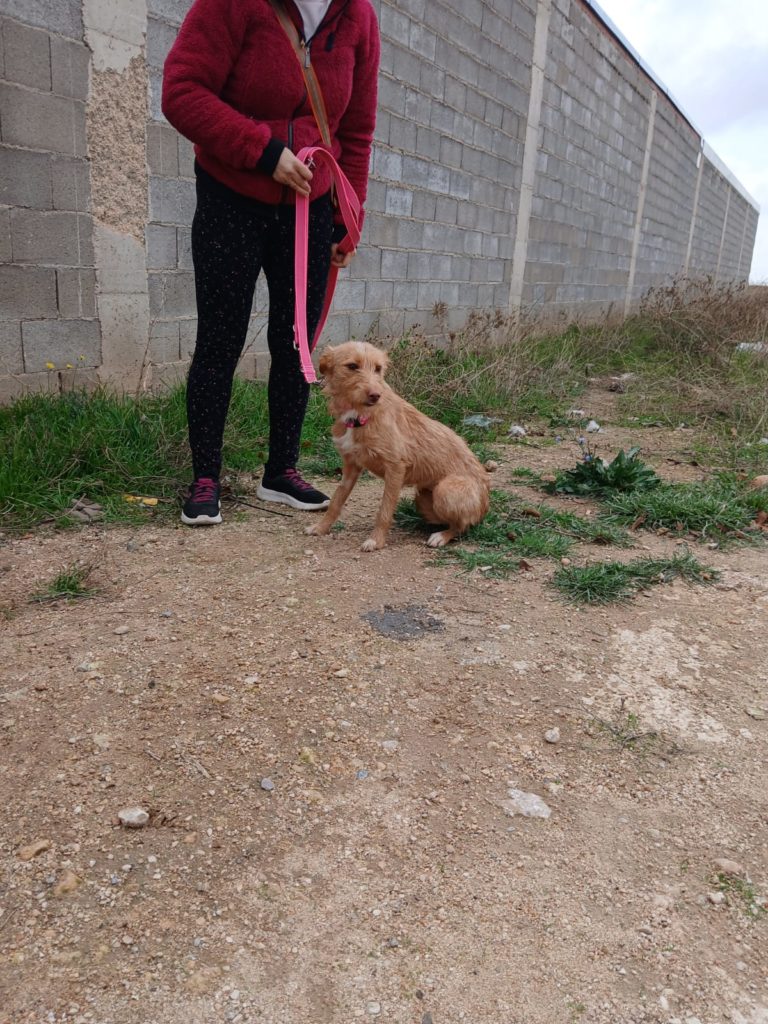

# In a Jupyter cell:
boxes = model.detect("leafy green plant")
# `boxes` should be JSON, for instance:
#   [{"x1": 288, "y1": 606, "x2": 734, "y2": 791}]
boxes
[
  {"x1": 593, "y1": 710, "x2": 659, "y2": 751},
  {"x1": 548, "y1": 446, "x2": 661, "y2": 497}
]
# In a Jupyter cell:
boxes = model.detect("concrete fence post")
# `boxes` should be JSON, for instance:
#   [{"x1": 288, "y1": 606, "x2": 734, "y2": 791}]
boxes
[
  {"x1": 684, "y1": 149, "x2": 704, "y2": 276},
  {"x1": 624, "y1": 88, "x2": 657, "y2": 316},
  {"x1": 714, "y1": 188, "x2": 731, "y2": 285},
  {"x1": 508, "y1": 0, "x2": 552, "y2": 315},
  {"x1": 84, "y1": 0, "x2": 151, "y2": 392}
]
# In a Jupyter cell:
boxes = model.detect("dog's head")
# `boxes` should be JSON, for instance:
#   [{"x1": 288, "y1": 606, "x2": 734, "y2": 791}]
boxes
[{"x1": 318, "y1": 342, "x2": 389, "y2": 410}]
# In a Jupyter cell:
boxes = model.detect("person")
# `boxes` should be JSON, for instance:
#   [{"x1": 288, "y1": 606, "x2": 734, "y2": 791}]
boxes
[{"x1": 162, "y1": 0, "x2": 380, "y2": 525}]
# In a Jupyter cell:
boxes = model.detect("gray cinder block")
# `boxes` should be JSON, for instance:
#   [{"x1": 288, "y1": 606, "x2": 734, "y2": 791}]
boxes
[
  {"x1": 0, "y1": 265, "x2": 58, "y2": 319},
  {"x1": 0, "y1": 146, "x2": 52, "y2": 209},
  {"x1": 0, "y1": 320, "x2": 23, "y2": 374},
  {"x1": 1, "y1": 17, "x2": 52, "y2": 90},
  {"x1": 0, "y1": 83, "x2": 86, "y2": 156},
  {"x1": 50, "y1": 35, "x2": 90, "y2": 99},
  {"x1": 22, "y1": 317, "x2": 101, "y2": 372}
]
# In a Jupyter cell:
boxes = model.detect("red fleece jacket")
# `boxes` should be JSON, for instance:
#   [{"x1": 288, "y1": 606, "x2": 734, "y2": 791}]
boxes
[{"x1": 162, "y1": 0, "x2": 379, "y2": 218}]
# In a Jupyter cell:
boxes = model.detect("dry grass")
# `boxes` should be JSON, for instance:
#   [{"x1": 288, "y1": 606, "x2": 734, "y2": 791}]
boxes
[
  {"x1": 385, "y1": 281, "x2": 768, "y2": 446},
  {"x1": 615, "y1": 280, "x2": 768, "y2": 444},
  {"x1": 634, "y1": 277, "x2": 768, "y2": 362}
]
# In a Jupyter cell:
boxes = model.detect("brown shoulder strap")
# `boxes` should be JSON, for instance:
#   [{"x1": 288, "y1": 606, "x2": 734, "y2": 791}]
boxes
[{"x1": 268, "y1": 0, "x2": 333, "y2": 149}]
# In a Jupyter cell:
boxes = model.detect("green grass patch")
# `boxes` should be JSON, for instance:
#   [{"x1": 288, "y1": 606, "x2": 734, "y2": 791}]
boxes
[
  {"x1": 31, "y1": 563, "x2": 95, "y2": 603},
  {"x1": 510, "y1": 467, "x2": 544, "y2": 483},
  {"x1": 602, "y1": 473, "x2": 768, "y2": 540},
  {"x1": 435, "y1": 547, "x2": 522, "y2": 579},
  {"x1": 395, "y1": 489, "x2": 630, "y2": 579},
  {"x1": 551, "y1": 550, "x2": 718, "y2": 604},
  {"x1": 4, "y1": 280, "x2": 768, "y2": 532},
  {"x1": 0, "y1": 381, "x2": 336, "y2": 529}
]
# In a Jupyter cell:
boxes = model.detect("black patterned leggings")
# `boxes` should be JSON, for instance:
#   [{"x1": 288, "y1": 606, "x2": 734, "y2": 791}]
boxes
[{"x1": 187, "y1": 171, "x2": 332, "y2": 480}]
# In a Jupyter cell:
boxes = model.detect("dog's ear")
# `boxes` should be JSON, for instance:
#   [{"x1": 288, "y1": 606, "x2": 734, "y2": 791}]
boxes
[
  {"x1": 378, "y1": 349, "x2": 389, "y2": 376},
  {"x1": 318, "y1": 347, "x2": 336, "y2": 378}
]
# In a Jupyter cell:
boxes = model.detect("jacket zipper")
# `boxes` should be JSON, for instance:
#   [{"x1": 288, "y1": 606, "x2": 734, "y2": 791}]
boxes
[
  {"x1": 278, "y1": 1, "x2": 351, "y2": 202},
  {"x1": 304, "y1": 0, "x2": 350, "y2": 49}
]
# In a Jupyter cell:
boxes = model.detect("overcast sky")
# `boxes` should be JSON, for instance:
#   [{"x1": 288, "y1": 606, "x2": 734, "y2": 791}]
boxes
[{"x1": 595, "y1": 0, "x2": 768, "y2": 283}]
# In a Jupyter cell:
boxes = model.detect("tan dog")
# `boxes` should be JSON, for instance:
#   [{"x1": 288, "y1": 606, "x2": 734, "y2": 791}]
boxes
[{"x1": 305, "y1": 341, "x2": 490, "y2": 551}]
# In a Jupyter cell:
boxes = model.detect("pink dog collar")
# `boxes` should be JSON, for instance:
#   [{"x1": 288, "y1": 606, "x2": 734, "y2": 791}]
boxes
[{"x1": 343, "y1": 415, "x2": 368, "y2": 428}]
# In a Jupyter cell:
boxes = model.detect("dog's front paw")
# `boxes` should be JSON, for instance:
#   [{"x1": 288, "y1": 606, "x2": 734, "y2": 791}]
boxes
[
  {"x1": 426, "y1": 530, "x2": 449, "y2": 548},
  {"x1": 360, "y1": 537, "x2": 384, "y2": 552},
  {"x1": 304, "y1": 523, "x2": 328, "y2": 536}
]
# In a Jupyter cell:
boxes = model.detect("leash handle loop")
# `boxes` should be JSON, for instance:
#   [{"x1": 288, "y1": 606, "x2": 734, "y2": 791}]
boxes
[{"x1": 294, "y1": 146, "x2": 361, "y2": 384}]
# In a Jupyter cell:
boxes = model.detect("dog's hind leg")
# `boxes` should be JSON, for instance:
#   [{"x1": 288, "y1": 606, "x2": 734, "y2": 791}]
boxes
[
  {"x1": 425, "y1": 475, "x2": 488, "y2": 547},
  {"x1": 305, "y1": 458, "x2": 361, "y2": 537},
  {"x1": 416, "y1": 487, "x2": 455, "y2": 546},
  {"x1": 415, "y1": 488, "x2": 441, "y2": 524}
]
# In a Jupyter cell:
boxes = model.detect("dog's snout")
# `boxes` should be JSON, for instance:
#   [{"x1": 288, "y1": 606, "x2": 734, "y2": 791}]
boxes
[{"x1": 367, "y1": 391, "x2": 380, "y2": 404}]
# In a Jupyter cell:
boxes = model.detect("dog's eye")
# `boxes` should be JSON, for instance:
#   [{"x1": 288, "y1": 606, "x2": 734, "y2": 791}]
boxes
[
  {"x1": 344, "y1": 362, "x2": 359, "y2": 371},
  {"x1": 374, "y1": 365, "x2": 383, "y2": 374}
]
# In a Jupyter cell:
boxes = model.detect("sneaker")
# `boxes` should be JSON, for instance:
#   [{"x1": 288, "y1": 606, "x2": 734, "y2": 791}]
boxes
[
  {"x1": 181, "y1": 477, "x2": 222, "y2": 525},
  {"x1": 257, "y1": 468, "x2": 330, "y2": 510}
]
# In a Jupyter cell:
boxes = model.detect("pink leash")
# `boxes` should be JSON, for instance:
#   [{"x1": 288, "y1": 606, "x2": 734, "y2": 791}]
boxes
[{"x1": 293, "y1": 146, "x2": 361, "y2": 383}]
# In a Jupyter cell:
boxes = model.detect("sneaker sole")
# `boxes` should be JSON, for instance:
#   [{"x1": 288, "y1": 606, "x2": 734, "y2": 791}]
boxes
[
  {"x1": 256, "y1": 484, "x2": 330, "y2": 511},
  {"x1": 180, "y1": 510, "x2": 223, "y2": 526}
]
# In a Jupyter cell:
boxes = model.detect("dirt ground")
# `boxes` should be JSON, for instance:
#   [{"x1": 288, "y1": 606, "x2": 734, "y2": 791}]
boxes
[{"x1": 1, "y1": 392, "x2": 767, "y2": 1024}]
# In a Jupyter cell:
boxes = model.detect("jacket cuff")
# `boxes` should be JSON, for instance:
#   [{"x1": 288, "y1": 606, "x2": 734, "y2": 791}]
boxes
[
  {"x1": 331, "y1": 222, "x2": 348, "y2": 245},
  {"x1": 256, "y1": 138, "x2": 286, "y2": 175}
]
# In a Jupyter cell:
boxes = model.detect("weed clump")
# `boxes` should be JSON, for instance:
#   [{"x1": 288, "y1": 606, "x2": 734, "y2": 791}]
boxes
[
  {"x1": 552, "y1": 550, "x2": 718, "y2": 604},
  {"x1": 32, "y1": 563, "x2": 96, "y2": 603},
  {"x1": 395, "y1": 490, "x2": 631, "y2": 581},
  {"x1": 602, "y1": 474, "x2": 768, "y2": 539},
  {"x1": 547, "y1": 445, "x2": 661, "y2": 497}
]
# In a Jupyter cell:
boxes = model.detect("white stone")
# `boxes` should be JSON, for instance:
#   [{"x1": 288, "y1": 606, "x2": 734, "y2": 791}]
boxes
[
  {"x1": 713, "y1": 857, "x2": 745, "y2": 877},
  {"x1": 381, "y1": 740, "x2": 399, "y2": 754},
  {"x1": 502, "y1": 789, "x2": 551, "y2": 819},
  {"x1": 118, "y1": 807, "x2": 149, "y2": 828},
  {"x1": 544, "y1": 727, "x2": 560, "y2": 744}
]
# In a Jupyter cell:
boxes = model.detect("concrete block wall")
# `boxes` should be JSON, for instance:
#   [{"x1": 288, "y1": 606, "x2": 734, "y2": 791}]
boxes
[
  {"x1": 335, "y1": 0, "x2": 534, "y2": 340},
  {"x1": 0, "y1": 0, "x2": 760, "y2": 397},
  {"x1": 740, "y1": 206, "x2": 760, "y2": 280},
  {"x1": 688, "y1": 159, "x2": 730, "y2": 278},
  {"x1": 0, "y1": 1, "x2": 97, "y2": 398},
  {"x1": 632, "y1": 101, "x2": 699, "y2": 300},
  {"x1": 523, "y1": 0, "x2": 648, "y2": 313}
]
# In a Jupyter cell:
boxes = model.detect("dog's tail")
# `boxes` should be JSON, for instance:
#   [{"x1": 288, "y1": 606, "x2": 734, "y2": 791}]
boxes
[{"x1": 419, "y1": 473, "x2": 490, "y2": 531}]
